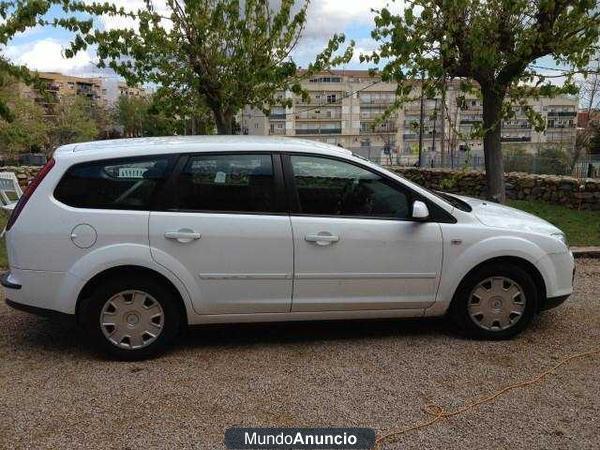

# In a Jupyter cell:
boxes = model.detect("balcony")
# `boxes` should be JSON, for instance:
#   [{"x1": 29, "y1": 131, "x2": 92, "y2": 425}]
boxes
[
  {"x1": 360, "y1": 98, "x2": 395, "y2": 105},
  {"x1": 547, "y1": 111, "x2": 577, "y2": 117},
  {"x1": 361, "y1": 122, "x2": 398, "y2": 134},
  {"x1": 500, "y1": 136, "x2": 531, "y2": 142},
  {"x1": 296, "y1": 128, "x2": 342, "y2": 135},
  {"x1": 295, "y1": 113, "x2": 342, "y2": 120},
  {"x1": 502, "y1": 124, "x2": 532, "y2": 129},
  {"x1": 269, "y1": 114, "x2": 286, "y2": 120},
  {"x1": 547, "y1": 124, "x2": 575, "y2": 129}
]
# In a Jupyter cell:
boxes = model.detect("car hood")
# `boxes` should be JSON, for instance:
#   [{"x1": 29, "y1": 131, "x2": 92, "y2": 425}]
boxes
[{"x1": 453, "y1": 195, "x2": 562, "y2": 235}]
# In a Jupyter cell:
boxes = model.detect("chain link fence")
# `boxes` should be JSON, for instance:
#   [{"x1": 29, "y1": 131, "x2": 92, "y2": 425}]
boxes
[{"x1": 351, "y1": 146, "x2": 600, "y2": 179}]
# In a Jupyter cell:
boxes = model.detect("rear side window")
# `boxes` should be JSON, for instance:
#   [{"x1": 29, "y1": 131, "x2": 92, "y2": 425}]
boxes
[
  {"x1": 172, "y1": 153, "x2": 279, "y2": 213},
  {"x1": 54, "y1": 156, "x2": 172, "y2": 210}
]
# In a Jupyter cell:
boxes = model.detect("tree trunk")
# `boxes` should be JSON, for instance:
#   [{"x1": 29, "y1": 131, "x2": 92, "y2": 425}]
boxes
[
  {"x1": 213, "y1": 107, "x2": 234, "y2": 135},
  {"x1": 481, "y1": 86, "x2": 506, "y2": 203}
]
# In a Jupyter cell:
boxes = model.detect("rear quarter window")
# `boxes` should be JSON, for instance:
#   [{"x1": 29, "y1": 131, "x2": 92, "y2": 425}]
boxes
[{"x1": 54, "y1": 156, "x2": 172, "y2": 210}]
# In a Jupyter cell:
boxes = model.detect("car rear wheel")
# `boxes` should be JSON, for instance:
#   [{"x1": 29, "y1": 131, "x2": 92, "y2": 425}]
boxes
[
  {"x1": 450, "y1": 263, "x2": 538, "y2": 339},
  {"x1": 79, "y1": 276, "x2": 182, "y2": 359}
]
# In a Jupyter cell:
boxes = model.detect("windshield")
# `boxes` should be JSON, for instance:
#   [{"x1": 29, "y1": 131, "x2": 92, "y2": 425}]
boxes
[{"x1": 431, "y1": 191, "x2": 473, "y2": 212}]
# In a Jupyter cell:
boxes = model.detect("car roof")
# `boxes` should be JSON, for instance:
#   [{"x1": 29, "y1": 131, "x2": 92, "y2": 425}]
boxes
[{"x1": 54, "y1": 136, "x2": 353, "y2": 160}]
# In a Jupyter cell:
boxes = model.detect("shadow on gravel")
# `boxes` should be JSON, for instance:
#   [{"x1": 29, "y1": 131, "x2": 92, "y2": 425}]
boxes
[
  {"x1": 5, "y1": 307, "x2": 570, "y2": 360},
  {"x1": 180, "y1": 317, "x2": 453, "y2": 349},
  {"x1": 4, "y1": 309, "x2": 452, "y2": 358},
  {"x1": 1, "y1": 314, "x2": 91, "y2": 357}
]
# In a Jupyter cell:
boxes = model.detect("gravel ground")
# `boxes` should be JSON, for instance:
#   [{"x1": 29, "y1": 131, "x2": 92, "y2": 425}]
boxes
[{"x1": 1, "y1": 259, "x2": 599, "y2": 450}]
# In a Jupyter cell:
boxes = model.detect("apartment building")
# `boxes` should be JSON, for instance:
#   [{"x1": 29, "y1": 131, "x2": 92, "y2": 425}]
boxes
[
  {"x1": 118, "y1": 82, "x2": 149, "y2": 98},
  {"x1": 243, "y1": 70, "x2": 578, "y2": 164},
  {"x1": 18, "y1": 71, "x2": 109, "y2": 114}
]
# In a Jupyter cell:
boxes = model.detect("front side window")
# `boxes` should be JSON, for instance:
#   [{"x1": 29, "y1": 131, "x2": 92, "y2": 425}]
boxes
[
  {"x1": 54, "y1": 156, "x2": 172, "y2": 209},
  {"x1": 173, "y1": 153, "x2": 279, "y2": 213},
  {"x1": 290, "y1": 155, "x2": 411, "y2": 218}
]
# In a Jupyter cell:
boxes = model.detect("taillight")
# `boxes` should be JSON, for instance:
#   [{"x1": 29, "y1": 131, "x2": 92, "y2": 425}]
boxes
[{"x1": 6, "y1": 158, "x2": 55, "y2": 231}]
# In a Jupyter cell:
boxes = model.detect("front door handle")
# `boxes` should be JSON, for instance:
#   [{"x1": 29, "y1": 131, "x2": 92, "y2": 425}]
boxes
[
  {"x1": 305, "y1": 232, "x2": 340, "y2": 246},
  {"x1": 164, "y1": 229, "x2": 202, "y2": 243}
]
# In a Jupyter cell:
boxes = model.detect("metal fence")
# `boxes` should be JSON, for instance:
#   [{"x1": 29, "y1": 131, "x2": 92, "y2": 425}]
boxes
[{"x1": 352, "y1": 146, "x2": 600, "y2": 179}]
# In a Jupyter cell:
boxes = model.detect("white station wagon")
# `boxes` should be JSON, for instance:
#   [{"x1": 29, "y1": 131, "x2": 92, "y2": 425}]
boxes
[{"x1": 2, "y1": 136, "x2": 574, "y2": 359}]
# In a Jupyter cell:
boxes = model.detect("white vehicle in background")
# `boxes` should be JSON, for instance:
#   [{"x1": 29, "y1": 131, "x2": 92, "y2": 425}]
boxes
[{"x1": 2, "y1": 136, "x2": 574, "y2": 359}]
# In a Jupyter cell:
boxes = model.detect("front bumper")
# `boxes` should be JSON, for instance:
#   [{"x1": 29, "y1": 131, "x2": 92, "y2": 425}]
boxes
[{"x1": 540, "y1": 294, "x2": 571, "y2": 311}]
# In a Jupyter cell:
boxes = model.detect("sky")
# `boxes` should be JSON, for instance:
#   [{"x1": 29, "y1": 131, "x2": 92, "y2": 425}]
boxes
[
  {"x1": 3, "y1": 0, "x2": 568, "y2": 92},
  {"x1": 4, "y1": 0, "x2": 405, "y2": 80}
]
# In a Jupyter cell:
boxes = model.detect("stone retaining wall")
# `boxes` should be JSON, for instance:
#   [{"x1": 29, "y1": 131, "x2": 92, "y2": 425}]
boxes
[
  {"x1": 2, "y1": 166, "x2": 44, "y2": 189},
  {"x1": 391, "y1": 167, "x2": 600, "y2": 210},
  {"x1": 5, "y1": 165, "x2": 600, "y2": 210}
]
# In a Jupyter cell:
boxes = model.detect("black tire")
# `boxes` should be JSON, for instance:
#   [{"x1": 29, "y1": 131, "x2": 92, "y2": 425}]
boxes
[
  {"x1": 449, "y1": 263, "x2": 539, "y2": 340},
  {"x1": 79, "y1": 275, "x2": 183, "y2": 360}
]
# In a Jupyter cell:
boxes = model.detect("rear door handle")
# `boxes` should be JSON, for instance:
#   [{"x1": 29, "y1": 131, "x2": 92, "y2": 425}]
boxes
[
  {"x1": 164, "y1": 229, "x2": 202, "y2": 243},
  {"x1": 305, "y1": 233, "x2": 340, "y2": 246}
]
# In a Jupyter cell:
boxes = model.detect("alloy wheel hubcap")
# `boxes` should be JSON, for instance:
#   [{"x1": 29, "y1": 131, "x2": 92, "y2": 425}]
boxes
[
  {"x1": 468, "y1": 277, "x2": 526, "y2": 331},
  {"x1": 100, "y1": 290, "x2": 164, "y2": 350}
]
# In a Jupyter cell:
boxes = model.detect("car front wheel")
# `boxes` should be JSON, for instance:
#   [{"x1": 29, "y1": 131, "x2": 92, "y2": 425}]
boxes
[{"x1": 450, "y1": 263, "x2": 539, "y2": 339}]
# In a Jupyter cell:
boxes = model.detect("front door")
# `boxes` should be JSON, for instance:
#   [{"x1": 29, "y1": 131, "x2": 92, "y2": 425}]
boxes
[
  {"x1": 149, "y1": 152, "x2": 293, "y2": 315},
  {"x1": 285, "y1": 154, "x2": 443, "y2": 312}
]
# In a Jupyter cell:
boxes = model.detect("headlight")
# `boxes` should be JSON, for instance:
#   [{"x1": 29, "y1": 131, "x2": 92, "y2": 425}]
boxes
[{"x1": 551, "y1": 232, "x2": 568, "y2": 247}]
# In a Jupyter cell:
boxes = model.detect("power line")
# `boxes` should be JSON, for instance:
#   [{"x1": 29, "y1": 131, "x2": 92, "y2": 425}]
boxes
[{"x1": 530, "y1": 64, "x2": 600, "y2": 75}]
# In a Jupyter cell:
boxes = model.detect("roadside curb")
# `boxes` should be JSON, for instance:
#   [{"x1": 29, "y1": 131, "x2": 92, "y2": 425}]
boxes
[{"x1": 571, "y1": 247, "x2": 600, "y2": 259}]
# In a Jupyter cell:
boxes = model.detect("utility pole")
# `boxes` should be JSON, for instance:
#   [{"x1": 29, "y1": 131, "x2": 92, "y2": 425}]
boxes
[
  {"x1": 418, "y1": 72, "x2": 425, "y2": 167},
  {"x1": 431, "y1": 98, "x2": 438, "y2": 167},
  {"x1": 440, "y1": 82, "x2": 446, "y2": 167}
]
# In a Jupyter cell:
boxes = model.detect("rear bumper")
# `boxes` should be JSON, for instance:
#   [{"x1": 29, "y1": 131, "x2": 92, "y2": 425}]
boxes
[
  {"x1": 0, "y1": 268, "x2": 76, "y2": 315},
  {"x1": 1, "y1": 271, "x2": 21, "y2": 290},
  {"x1": 5, "y1": 298, "x2": 75, "y2": 322},
  {"x1": 2, "y1": 269, "x2": 74, "y2": 321}
]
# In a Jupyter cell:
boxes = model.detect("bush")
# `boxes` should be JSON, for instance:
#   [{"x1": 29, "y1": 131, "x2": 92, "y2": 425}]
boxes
[
  {"x1": 504, "y1": 146, "x2": 533, "y2": 172},
  {"x1": 535, "y1": 147, "x2": 571, "y2": 175}
]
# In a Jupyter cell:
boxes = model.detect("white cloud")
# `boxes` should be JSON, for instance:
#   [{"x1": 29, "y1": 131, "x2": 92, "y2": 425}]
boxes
[
  {"x1": 5, "y1": 38, "x2": 98, "y2": 76},
  {"x1": 294, "y1": 1, "x2": 405, "y2": 68},
  {"x1": 303, "y1": 0, "x2": 404, "y2": 39},
  {"x1": 85, "y1": 0, "x2": 171, "y2": 32},
  {"x1": 5, "y1": 1, "x2": 404, "y2": 75}
]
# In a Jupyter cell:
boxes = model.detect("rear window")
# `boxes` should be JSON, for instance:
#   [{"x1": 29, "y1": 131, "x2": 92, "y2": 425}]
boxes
[{"x1": 54, "y1": 156, "x2": 172, "y2": 210}]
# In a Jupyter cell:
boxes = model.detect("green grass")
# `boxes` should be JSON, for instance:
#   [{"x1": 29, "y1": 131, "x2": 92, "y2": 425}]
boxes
[
  {"x1": 0, "y1": 200, "x2": 596, "y2": 271},
  {"x1": 508, "y1": 200, "x2": 600, "y2": 246}
]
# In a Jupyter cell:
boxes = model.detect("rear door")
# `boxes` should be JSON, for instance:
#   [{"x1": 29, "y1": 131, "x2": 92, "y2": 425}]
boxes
[
  {"x1": 149, "y1": 152, "x2": 293, "y2": 315},
  {"x1": 284, "y1": 154, "x2": 444, "y2": 312}
]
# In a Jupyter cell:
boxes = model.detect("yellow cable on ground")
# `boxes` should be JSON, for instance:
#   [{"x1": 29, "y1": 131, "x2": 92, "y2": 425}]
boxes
[{"x1": 375, "y1": 346, "x2": 600, "y2": 449}]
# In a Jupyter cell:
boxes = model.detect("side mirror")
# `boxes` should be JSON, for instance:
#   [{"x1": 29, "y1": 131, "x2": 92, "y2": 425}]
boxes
[{"x1": 412, "y1": 200, "x2": 430, "y2": 221}]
